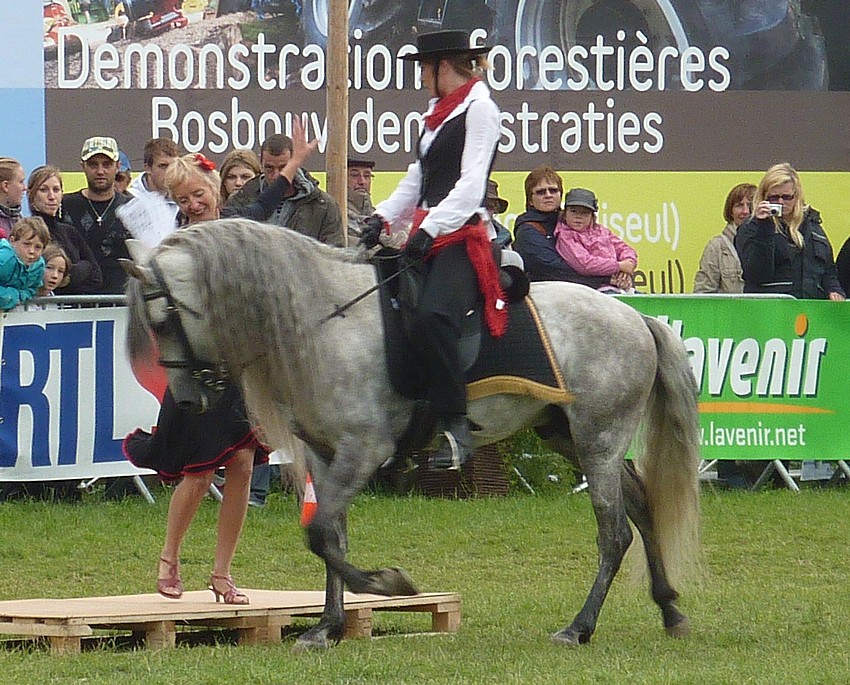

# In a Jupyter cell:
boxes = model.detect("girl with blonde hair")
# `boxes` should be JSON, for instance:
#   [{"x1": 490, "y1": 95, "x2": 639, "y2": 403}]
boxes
[{"x1": 125, "y1": 120, "x2": 317, "y2": 605}]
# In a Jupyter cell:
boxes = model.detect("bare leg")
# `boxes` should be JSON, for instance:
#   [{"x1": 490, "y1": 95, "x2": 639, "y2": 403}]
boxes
[
  {"x1": 212, "y1": 448, "x2": 254, "y2": 578},
  {"x1": 159, "y1": 470, "x2": 215, "y2": 583}
]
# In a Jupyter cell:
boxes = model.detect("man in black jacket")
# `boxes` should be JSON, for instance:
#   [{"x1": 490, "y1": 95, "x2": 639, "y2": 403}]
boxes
[{"x1": 61, "y1": 136, "x2": 132, "y2": 294}]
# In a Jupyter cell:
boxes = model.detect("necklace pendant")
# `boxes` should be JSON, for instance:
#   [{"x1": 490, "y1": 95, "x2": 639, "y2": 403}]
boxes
[{"x1": 96, "y1": 217, "x2": 103, "y2": 226}]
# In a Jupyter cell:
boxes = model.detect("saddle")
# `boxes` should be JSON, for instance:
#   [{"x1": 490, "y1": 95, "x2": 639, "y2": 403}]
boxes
[{"x1": 372, "y1": 249, "x2": 572, "y2": 455}]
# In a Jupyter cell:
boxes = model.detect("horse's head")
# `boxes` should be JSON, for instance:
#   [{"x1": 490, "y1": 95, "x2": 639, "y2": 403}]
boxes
[{"x1": 122, "y1": 240, "x2": 227, "y2": 414}]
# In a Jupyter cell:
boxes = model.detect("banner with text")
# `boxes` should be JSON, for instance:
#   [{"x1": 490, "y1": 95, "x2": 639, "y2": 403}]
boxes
[
  {"x1": 622, "y1": 296, "x2": 850, "y2": 460},
  {"x1": 0, "y1": 307, "x2": 159, "y2": 481}
]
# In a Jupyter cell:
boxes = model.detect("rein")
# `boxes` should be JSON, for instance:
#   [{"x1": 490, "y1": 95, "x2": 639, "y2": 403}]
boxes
[{"x1": 317, "y1": 252, "x2": 415, "y2": 325}]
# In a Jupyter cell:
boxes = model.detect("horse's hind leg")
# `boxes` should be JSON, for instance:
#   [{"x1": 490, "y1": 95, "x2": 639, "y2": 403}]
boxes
[
  {"x1": 552, "y1": 459, "x2": 633, "y2": 646},
  {"x1": 621, "y1": 461, "x2": 689, "y2": 637}
]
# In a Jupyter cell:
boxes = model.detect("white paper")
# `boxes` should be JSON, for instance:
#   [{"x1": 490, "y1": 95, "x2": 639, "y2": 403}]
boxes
[{"x1": 116, "y1": 193, "x2": 178, "y2": 248}]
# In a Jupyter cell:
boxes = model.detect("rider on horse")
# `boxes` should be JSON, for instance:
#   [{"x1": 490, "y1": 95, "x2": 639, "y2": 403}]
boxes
[{"x1": 361, "y1": 29, "x2": 505, "y2": 471}]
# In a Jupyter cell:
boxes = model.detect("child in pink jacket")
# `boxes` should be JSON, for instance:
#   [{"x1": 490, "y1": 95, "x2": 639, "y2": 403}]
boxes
[{"x1": 554, "y1": 188, "x2": 638, "y2": 292}]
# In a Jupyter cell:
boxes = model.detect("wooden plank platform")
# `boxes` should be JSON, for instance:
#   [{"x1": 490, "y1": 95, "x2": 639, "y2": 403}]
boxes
[{"x1": 0, "y1": 590, "x2": 461, "y2": 654}]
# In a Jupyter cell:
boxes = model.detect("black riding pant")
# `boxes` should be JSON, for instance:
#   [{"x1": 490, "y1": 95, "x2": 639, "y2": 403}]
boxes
[{"x1": 409, "y1": 242, "x2": 479, "y2": 416}]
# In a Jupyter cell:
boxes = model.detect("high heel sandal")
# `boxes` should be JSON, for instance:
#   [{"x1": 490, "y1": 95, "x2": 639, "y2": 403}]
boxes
[
  {"x1": 209, "y1": 574, "x2": 249, "y2": 605},
  {"x1": 156, "y1": 556, "x2": 183, "y2": 599}
]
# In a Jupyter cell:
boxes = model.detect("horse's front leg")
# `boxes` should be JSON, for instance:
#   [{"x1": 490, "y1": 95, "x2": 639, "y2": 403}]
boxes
[
  {"x1": 294, "y1": 512, "x2": 348, "y2": 652},
  {"x1": 305, "y1": 435, "x2": 418, "y2": 593}
]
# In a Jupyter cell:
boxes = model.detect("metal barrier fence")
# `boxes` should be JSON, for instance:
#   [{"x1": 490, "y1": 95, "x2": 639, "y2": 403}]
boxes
[{"x1": 3, "y1": 294, "x2": 849, "y2": 492}]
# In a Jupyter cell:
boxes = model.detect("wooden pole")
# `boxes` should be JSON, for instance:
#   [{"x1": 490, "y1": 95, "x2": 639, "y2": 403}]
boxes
[{"x1": 326, "y1": 0, "x2": 349, "y2": 245}]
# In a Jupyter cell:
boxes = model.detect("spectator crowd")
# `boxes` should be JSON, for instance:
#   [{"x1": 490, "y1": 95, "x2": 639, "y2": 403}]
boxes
[{"x1": 1, "y1": 117, "x2": 848, "y2": 500}]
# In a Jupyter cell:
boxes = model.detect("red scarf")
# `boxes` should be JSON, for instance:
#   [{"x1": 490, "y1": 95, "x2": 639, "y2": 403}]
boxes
[
  {"x1": 424, "y1": 78, "x2": 480, "y2": 131},
  {"x1": 409, "y1": 209, "x2": 507, "y2": 337}
]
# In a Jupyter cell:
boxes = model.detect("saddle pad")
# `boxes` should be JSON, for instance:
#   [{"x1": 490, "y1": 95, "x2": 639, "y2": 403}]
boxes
[
  {"x1": 375, "y1": 260, "x2": 572, "y2": 404},
  {"x1": 465, "y1": 297, "x2": 574, "y2": 404}
]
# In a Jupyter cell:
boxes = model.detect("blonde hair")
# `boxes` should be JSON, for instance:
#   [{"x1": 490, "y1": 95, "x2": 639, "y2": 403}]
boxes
[
  {"x1": 165, "y1": 154, "x2": 221, "y2": 207},
  {"x1": 0, "y1": 157, "x2": 21, "y2": 182},
  {"x1": 10, "y1": 216, "x2": 51, "y2": 245},
  {"x1": 754, "y1": 163, "x2": 805, "y2": 248},
  {"x1": 0, "y1": 157, "x2": 22, "y2": 199},
  {"x1": 27, "y1": 165, "x2": 63, "y2": 213},
  {"x1": 41, "y1": 244, "x2": 71, "y2": 289}
]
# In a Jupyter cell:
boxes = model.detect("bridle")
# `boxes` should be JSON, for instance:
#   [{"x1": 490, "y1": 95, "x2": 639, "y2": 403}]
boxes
[{"x1": 143, "y1": 259, "x2": 230, "y2": 393}]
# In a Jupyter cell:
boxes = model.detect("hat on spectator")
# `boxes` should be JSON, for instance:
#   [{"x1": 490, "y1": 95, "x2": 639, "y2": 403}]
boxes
[
  {"x1": 117, "y1": 150, "x2": 132, "y2": 173},
  {"x1": 400, "y1": 29, "x2": 490, "y2": 61},
  {"x1": 564, "y1": 188, "x2": 598, "y2": 212},
  {"x1": 347, "y1": 158, "x2": 375, "y2": 168},
  {"x1": 486, "y1": 179, "x2": 508, "y2": 214},
  {"x1": 81, "y1": 136, "x2": 120, "y2": 162}
]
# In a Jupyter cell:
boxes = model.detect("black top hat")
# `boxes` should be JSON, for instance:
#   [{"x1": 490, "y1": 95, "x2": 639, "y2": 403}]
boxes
[
  {"x1": 347, "y1": 159, "x2": 375, "y2": 168},
  {"x1": 400, "y1": 29, "x2": 491, "y2": 61}
]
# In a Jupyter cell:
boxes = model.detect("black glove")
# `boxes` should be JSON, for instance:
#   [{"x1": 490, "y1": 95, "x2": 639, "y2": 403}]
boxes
[
  {"x1": 401, "y1": 229, "x2": 435, "y2": 266},
  {"x1": 360, "y1": 214, "x2": 384, "y2": 249}
]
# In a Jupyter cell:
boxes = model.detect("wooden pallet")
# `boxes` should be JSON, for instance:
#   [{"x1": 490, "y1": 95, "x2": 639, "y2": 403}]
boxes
[{"x1": 0, "y1": 590, "x2": 461, "y2": 654}]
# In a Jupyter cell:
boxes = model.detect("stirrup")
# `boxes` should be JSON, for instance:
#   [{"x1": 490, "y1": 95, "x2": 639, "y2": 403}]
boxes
[{"x1": 429, "y1": 418, "x2": 473, "y2": 471}]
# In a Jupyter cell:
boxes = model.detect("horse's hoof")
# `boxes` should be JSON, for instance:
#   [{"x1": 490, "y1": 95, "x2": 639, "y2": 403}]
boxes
[
  {"x1": 292, "y1": 626, "x2": 339, "y2": 653},
  {"x1": 292, "y1": 635, "x2": 329, "y2": 653},
  {"x1": 386, "y1": 567, "x2": 419, "y2": 596},
  {"x1": 550, "y1": 628, "x2": 586, "y2": 646},
  {"x1": 665, "y1": 616, "x2": 690, "y2": 639},
  {"x1": 368, "y1": 567, "x2": 419, "y2": 596}
]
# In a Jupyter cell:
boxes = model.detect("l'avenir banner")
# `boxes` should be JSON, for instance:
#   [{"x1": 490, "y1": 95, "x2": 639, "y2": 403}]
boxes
[{"x1": 623, "y1": 295, "x2": 850, "y2": 461}]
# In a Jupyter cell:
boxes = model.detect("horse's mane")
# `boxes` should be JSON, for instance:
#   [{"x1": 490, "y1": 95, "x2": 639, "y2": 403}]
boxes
[
  {"x1": 158, "y1": 218, "x2": 361, "y2": 355},
  {"x1": 151, "y1": 219, "x2": 374, "y2": 448}
]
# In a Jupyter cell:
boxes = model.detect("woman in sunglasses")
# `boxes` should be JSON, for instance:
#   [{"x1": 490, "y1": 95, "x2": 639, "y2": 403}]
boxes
[
  {"x1": 735, "y1": 162, "x2": 845, "y2": 300},
  {"x1": 514, "y1": 165, "x2": 612, "y2": 288}
]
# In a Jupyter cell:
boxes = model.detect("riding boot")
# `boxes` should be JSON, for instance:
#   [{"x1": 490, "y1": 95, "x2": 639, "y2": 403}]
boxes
[{"x1": 429, "y1": 415, "x2": 474, "y2": 471}]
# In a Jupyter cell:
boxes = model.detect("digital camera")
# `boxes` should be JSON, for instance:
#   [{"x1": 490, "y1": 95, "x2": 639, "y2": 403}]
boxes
[{"x1": 768, "y1": 203, "x2": 783, "y2": 217}]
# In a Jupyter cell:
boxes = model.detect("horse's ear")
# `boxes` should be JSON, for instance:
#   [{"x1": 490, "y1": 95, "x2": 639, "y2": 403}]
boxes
[
  {"x1": 125, "y1": 238, "x2": 152, "y2": 264},
  {"x1": 119, "y1": 258, "x2": 153, "y2": 284}
]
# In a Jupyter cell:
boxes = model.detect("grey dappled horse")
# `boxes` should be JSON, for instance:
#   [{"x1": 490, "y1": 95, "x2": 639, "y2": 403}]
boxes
[{"x1": 123, "y1": 218, "x2": 701, "y2": 650}]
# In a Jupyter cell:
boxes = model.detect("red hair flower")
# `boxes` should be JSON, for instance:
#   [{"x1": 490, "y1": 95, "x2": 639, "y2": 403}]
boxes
[{"x1": 194, "y1": 153, "x2": 216, "y2": 171}]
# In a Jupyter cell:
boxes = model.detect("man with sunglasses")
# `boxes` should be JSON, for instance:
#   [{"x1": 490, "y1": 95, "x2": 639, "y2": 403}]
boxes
[{"x1": 514, "y1": 165, "x2": 611, "y2": 288}]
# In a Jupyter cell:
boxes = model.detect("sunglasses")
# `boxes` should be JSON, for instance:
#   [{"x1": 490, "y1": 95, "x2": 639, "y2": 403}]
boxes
[
  {"x1": 533, "y1": 186, "x2": 561, "y2": 197},
  {"x1": 766, "y1": 193, "x2": 796, "y2": 202}
]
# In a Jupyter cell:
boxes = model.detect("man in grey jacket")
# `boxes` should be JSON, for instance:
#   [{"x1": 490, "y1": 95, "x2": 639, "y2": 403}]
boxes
[{"x1": 226, "y1": 133, "x2": 344, "y2": 246}]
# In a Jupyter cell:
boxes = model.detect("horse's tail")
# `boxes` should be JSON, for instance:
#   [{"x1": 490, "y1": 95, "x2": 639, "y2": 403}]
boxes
[{"x1": 634, "y1": 315, "x2": 701, "y2": 586}]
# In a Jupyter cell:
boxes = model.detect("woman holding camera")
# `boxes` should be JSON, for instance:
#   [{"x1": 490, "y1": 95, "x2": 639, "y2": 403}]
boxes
[{"x1": 735, "y1": 163, "x2": 845, "y2": 300}]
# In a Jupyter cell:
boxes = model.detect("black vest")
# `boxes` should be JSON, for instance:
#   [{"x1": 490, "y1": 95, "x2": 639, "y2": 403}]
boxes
[{"x1": 417, "y1": 110, "x2": 494, "y2": 209}]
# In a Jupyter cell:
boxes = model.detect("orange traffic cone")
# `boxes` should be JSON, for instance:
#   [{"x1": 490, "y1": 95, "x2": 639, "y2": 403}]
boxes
[{"x1": 300, "y1": 472, "x2": 318, "y2": 527}]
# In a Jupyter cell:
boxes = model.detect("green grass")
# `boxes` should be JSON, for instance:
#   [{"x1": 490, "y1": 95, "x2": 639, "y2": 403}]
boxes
[{"x1": 0, "y1": 487, "x2": 849, "y2": 684}]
